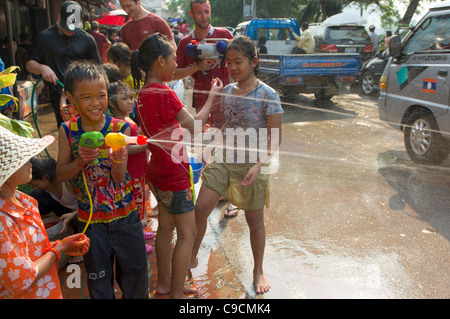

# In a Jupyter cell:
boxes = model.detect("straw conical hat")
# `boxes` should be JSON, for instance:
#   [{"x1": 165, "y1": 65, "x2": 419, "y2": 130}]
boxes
[{"x1": 0, "y1": 126, "x2": 54, "y2": 188}]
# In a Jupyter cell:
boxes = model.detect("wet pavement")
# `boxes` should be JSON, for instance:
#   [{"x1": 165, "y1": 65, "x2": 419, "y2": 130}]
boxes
[
  {"x1": 29, "y1": 88, "x2": 450, "y2": 299},
  {"x1": 188, "y1": 91, "x2": 450, "y2": 299}
]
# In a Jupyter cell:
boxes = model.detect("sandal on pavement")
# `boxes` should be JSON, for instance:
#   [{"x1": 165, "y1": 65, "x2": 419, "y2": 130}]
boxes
[
  {"x1": 224, "y1": 207, "x2": 239, "y2": 218},
  {"x1": 67, "y1": 255, "x2": 84, "y2": 264},
  {"x1": 144, "y1": 231, "x2": 154, "y2": 240}
]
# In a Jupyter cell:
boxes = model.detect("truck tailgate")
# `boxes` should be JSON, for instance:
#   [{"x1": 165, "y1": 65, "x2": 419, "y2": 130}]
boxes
[{"x1": 260, "y1": 53, "x2": 361, "y2": 76}]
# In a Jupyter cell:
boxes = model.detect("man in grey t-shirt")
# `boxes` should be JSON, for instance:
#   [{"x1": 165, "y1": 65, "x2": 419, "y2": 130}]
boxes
[{"x1": 369, "y1": 25, "x2": 379, "y2": 54}]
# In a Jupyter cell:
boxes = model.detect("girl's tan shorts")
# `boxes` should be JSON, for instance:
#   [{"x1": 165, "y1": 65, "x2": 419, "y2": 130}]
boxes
[{"x1": 202, "y1": 162, "x2": 270, "y2": 211}]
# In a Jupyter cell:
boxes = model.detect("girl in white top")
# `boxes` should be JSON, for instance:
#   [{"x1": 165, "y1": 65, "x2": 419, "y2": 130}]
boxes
[{"x1": 191, "y1": 36, "x2": 283, "y2": 294}]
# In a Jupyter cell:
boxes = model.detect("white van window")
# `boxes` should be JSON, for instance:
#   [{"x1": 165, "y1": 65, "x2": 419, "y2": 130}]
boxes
[
  {"x1": 268, "y1": 28, "x2": 291, "y2": 40},
  {"x1": 402, "y1": 15, "x2": 450, "y2": 54},
  {"x1": 268, "y1": 28, "x2": 279, "y2": 40},
  {"x1": 257, "y1": 28, "x2": 267, "y2": 40},
  {"x1": 280, "y1": 28, "x2": 291, "y2": 40}
]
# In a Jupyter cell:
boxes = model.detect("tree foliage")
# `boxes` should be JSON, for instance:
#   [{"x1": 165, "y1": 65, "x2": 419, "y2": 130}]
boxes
[{"x1": 167, "y1": 0, "x2": 429, "y2": 29}]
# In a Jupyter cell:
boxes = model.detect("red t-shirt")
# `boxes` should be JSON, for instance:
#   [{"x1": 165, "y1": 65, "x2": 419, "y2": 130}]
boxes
[
  {"x1": 176, "y1": 27, "x2": 233, "y2": 110},
  {"x1": 136, "y1": 83, "x2": 191, "y2": 191},
  {"x1": 179, "y1": 23, "x2": 189, "y2": 34},
  {"x1": 121, "y1": 13, "x2": 174, "y2": 51},
  {"x1": 91, "y1": 31, "x2": 109, "y2": 61},
  {"x1": 126, "y1": 119, "x2": 148, "y2": 179}
]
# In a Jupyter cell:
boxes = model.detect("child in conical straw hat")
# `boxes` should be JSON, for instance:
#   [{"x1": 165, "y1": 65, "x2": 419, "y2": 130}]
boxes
[{"x1": 0, "y1": 126, "x2": 90, "y2": 299}]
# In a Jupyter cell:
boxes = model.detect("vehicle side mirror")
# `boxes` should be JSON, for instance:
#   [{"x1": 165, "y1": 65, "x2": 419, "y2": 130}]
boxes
[{"x1": 389, "y1": 35, "x2": 402, "y2": 59}]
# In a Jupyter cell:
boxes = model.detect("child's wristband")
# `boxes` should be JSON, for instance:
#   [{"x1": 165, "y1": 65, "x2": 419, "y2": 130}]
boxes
[
  {"x1": 43, "y1": 241, "x2": 61, "y2": 262},
  {"x1": 51, "y1": 240, "x2": 61, "y2": 248},
  {"x1": 42, "y1": 248, "x2": 61, "y2": 262}
]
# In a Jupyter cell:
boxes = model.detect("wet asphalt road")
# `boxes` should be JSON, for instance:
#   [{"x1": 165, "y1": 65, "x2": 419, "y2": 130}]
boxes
[
  {"x1": 190, "y1": 90, "x2": 450, "y2": 299},
  {"x1": 35, "y1": 87, "x2": 449, "y2": 299}
]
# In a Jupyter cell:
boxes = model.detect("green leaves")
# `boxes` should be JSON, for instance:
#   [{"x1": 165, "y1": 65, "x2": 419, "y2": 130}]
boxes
[
  {"x1": 0, "y1": 113, "x2": 35, "y2": 138},
  {"x1": 0, "y1": 93, "x2": 18, "y2": 108},
  {"x1": 0, "y1": 65, "x2": 35, "y2": 138},
  {"x1": 0, "y1": 66, "x2": 19, "y2": 88},
  {"x1": 0, "y1": 66, "x2": 19, "y2": 108}
]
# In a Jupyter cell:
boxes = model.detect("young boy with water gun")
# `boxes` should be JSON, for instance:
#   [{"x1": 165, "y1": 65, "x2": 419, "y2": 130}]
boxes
[{"x1": 56, "y1": 61, "x2": 148, "y2": 299}]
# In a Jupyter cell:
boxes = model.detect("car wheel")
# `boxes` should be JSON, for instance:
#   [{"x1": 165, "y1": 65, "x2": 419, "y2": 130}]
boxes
[
  {"x1": 314, "y1": 90, "x2": 334, "y2": 100},
  {"x1": 404, "y1": 109, "x2": 450, "y2": 165},
  {"x1": 360, "y1": 71, "x2": 376, "y2": 95},
  {"x1": 279, "y1": 86, "x2": 300, "y2": 102},
  {"x1": 314, "y1": 87, "x2": 336, "y2": 100}
]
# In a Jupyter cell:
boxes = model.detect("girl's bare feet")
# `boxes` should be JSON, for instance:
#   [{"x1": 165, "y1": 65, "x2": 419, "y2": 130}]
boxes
[
  {"x1": 155, "y1": 279, "x2": 170, "y2": 295},
  {"x1": 254, "y1": 272, "x2": 270, "y2": 294},
  {"x1": 184, "y1": 281, "x2": 198, "y2": 294},
  {"x1": 156, "y1": 279, "x2": 198, "y2": 297},
  {"x1": 189, "y1": 256, "x2": 198, "y2": 269}
]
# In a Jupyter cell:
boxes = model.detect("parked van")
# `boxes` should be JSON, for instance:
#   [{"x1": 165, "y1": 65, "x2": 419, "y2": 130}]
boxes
[
  {"x1": 235, "y1": 18, "x2": 299, "y2": 55},
  {"x1": 378, "y1": 1, "x2": 450, "y2": 165},
  {"x1": 309, "y1": 23, "x2": 374, "y2": 63}
]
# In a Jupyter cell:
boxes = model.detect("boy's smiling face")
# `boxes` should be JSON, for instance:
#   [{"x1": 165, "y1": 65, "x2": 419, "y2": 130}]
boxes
[{"x1": 66, "y1": 78, "x2": 108, "y2": 123}]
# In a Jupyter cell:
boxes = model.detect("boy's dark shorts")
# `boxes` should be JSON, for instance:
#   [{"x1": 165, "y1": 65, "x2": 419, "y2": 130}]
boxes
[{"x1": 154, "y1": 187, "x2": 195, "y2": 215}]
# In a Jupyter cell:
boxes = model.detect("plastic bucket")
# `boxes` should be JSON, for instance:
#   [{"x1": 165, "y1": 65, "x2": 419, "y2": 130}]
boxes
[
  {"x1": 43, "y1": 217, "x2": 63, "y2": 239},
  {"x1": 189, "y1": 157, "x2": 203, "y2": 184}
]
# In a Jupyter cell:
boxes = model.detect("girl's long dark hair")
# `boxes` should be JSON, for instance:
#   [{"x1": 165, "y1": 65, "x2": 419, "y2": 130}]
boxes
[{"x1": 130, "y1": 33, "x2": 173, "y2": 90}]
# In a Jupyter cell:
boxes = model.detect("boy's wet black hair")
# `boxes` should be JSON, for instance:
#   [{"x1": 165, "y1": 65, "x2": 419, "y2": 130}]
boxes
[
  {"x1": 101, "y1": 63, "x2": 122, "y2": 83},
  {"x1": 106, "y1": 42, "x2": 132, "y2": 66},
  {"x1": 107, "y1": 80, "x2": 132, "y2": 110},
  {"x1": 64, "y1": 60, "x2": 109, "y2": 95},
  {"x1": 30, "y1": 155, "x2": 57, "y2": 182},
  {"x1": 226, "y1": 36, "x2": 260, "y2": 76},
  {"x1": 130, "y1": 33, "x2": 173, "y2": 90}
]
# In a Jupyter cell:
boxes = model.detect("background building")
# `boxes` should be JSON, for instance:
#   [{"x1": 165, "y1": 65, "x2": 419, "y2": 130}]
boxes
[
  {"x1": 0, "y1": 0, "x2": 107, "y2": 67},
  {"x1": 141, "y1": 0, "x2": 169, "y2": 18}
]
